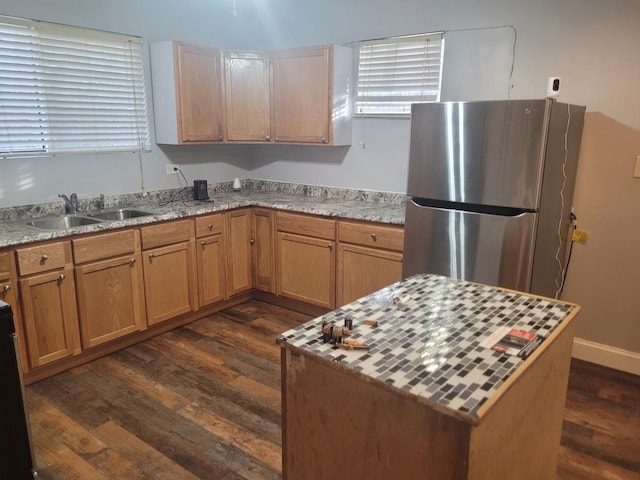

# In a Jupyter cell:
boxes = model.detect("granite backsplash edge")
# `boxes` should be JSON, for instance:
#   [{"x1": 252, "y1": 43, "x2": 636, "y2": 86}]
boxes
[{"x1": 0, "y1": 179, "x2": 407, "y2": 222}]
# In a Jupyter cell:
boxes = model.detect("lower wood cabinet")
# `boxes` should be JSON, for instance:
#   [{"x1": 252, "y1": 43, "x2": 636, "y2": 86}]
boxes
[
  {"x1": 141, "y1": 220, "x2": 198, "y2": 326},
  {"x1": 251, "y1": 208, "x2": 275, "y2": 293},
  {"x1": 16, "y1": 242, "x2": 81, "y2": 368},
  {"x1": 73, "y1": 230, "x2": 146, "y2": 349},
  {"x1": 337, "y1": 221, "x2": 404, "y2": 307},
  {"x1": 276, "y1": 212, "x2": 336, "y2": 309},
  {"x1": 195, "y1": 213, "x2": 227, "y2": 306},
  {"x1": 226, "y1": 209, "x2": 253, "y2": 296},
  {"x1": 0, "y1": 250, "x2": 29, "y2": 372}
]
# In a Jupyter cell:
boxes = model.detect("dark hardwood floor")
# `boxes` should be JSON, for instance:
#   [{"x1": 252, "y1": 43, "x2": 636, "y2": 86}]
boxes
[{"x1": 25, "y1": 300, "x2": 640, "y2": 479}]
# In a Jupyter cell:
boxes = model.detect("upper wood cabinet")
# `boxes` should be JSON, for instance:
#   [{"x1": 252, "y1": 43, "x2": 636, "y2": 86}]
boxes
[
  {"x1": 224, "y1": 52, "x2": 271, "y2": 143},
  {"x1": 272, "y1": 45, "x2": 352, "y2": 145},
  {"x1": 150, "y1": 41, "x2": 225, "y2": 144}
]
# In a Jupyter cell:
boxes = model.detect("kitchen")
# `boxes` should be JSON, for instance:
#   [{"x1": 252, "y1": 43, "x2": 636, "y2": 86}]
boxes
[{"x1": 0, "y1": 0, "x2": 639, "y2": 478}]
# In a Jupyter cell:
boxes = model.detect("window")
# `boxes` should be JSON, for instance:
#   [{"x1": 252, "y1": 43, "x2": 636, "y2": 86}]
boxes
[
  {"x1": 0, "y1": 16, "x2": 150, "y2": 158},
  {"x1": 354, "y1": 32, "x2": 444, "y2": 116}
]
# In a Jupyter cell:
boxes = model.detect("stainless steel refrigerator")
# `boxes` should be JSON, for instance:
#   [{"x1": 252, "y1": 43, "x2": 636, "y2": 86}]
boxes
[{"x1": 402, "y1": 99, "x2": 585, "y2": 298}]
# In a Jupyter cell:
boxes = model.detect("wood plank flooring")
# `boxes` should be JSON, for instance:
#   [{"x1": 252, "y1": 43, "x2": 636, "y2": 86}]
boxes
[{"x1": 25, "y1": 300, "x2": 640, "y2": 479}]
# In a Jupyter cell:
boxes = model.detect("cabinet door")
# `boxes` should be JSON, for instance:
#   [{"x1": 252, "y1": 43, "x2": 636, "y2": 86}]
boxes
[
  {"x1": 19, "y1": 267, "x2": 80, "y2": 368},
  {"x1": 143, "y1": 240, "x2": 198, "y2": 326},
  {"x1": 251, "y1": 208, "x2": 275, "y2": 293},
  {"x1": 75, "y1": 253, "x2": 146, "y2": 349},
  {"x1": 277, "y1": 232, "x2": 335, "y2": 309},
  {"x1": 272, "y1": 45, "x2": 331, "y2": 144},
  {"x1": 225, "y1": 52, "x2": 271, "y2": 142},
  {"x1": 196, "y1": 234, "x2": 227, "y2": 306},
  {"x1": 176, "y1": 42, "x2": 224, "y2": 143},
  {"x1": 1, "y1": 253, "x2": 28, "y2": 373},
  {"x1": 337, "y1": 244, "x2": 403, "y2": 307},
  {"x1": 226, "y1": 209, "x2": 253, "y2": 296}
]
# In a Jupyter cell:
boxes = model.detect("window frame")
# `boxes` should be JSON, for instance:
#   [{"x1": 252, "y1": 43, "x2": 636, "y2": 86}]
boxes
[
  {"x1": 353, "y1": 32, "x2": 445, "y2": 118},
  {"x1": 0, "y1": 15, "x2": 150, "y2": 159}
]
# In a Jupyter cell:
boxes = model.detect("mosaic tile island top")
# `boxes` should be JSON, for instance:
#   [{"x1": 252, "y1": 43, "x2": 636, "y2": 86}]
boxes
[{"x1": 277, "y1": 274, "x2": 579, "y2": 424}]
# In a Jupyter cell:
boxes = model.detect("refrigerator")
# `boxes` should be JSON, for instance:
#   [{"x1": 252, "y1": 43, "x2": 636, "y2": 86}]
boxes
[
  {"x1": 0, "y1": 301, "x2": 37, "y2": 479},
  {"x1": 402, "y1": 99, "x2": 585, "y2": 298}
]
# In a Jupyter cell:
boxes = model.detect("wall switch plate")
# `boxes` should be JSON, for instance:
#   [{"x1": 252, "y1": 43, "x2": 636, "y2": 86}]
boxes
[
  {"x1": 166, "y1": 164, "x2": 179, "y2": 175},
  {"x1": 634, "y1": 155, "x2": 640, "y2": 178}
]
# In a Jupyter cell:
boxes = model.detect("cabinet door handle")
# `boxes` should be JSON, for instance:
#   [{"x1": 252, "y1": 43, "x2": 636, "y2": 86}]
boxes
[
  {"x1": 265, "y1": 135, "x2": 270, "y2": 141},
  {"x1": 327, "y1": 243, "x2": 333, "y2": 250},
  {"x1": 58, "y1": 274, "x2": 65, "y2": 281},
  {"x1": 2, "y1": 284, "x2": 11, "y2": 292},
  {"x1": 370, "y1": 233, "x2": 377, "y2": 241},
  {"x1": 249, "y1": 238, "x2": 255, "y2": 245},
  {"x1": 218, "y1": 135, "x2": 224, "y2": 141},
  {"x1": 130, "y1": 258, "x2": 136, "y2": 265},
  {"x1": 148, "y1": 253, "x2": 155, "y2": 259},
  {"x1": 201, "y1": 241, "x2": 206, "y2": 246},
  {"x1": 321, "y1": 137, "x2": 327, "y2": 144}
]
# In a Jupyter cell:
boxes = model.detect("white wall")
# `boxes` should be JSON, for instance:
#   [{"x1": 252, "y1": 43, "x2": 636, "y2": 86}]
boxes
[{"x1": 0, "y1": 0, "x2": 639, "y2": 363}]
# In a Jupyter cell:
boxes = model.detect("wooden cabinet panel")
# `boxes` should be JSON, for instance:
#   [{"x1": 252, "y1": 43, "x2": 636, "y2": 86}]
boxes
[
  {"x1": 277, "y1": 232, "x2": 335, "y2": 309},
  {"x1": 224, "y1": 51, "x2": 271, "y2": 142},
  {"x1": 19, "y1": 266, "x2": 80, "y2": 368},
  {"x1": 75, "y1": 253, "x2": 146, "y2": 349},
  {"x1": 176, "y1": 42, "x2": 225, "y2": 143},
  {"x1": 196, "y1": 234, "x2": 226, "y2": 306},
  {"x1": 337, "y1": 243, "x2": 403, "y2": 306},
  {"x1": 0, "y1": 250, "x2": 28, "y2": 372},
  {"x1": 143, "y1": 240, "x2": 198, "y2": 326},
  {"x1": 251, "y1": 208, "x2": 275, "y2": 293},
  {"x1": 72, "y1": 229, "x2": 136, "y2": 264},
  {"x1": 276, "y1": 211, "x2": 336, "y2": 240},
  {"x1": 141, "y1": 219, "x2": 194, "y2": 250},
  {"x1": 226, "y1": 209, "x2": 253, "y2": 296},
  {"x1": 338, "y1": 221, "x2": 404, "y2": 252},
  {"x1": 150, "y1": 41, "x2": 224, "y2": 144},
  {"x1": 16, "y1": 241, "x2": 68, "y2": 276},
  {"x1": 272, "y1": 44, "x2": 352, "y2": 145},
  {"x1": 195, "y1": 213, "x2": 225, "y2": 238}
]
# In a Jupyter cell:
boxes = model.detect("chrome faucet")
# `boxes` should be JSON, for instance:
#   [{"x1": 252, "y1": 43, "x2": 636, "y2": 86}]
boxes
[{"x1": 59, "y1": 193, "x2": 78, "y2": 214}]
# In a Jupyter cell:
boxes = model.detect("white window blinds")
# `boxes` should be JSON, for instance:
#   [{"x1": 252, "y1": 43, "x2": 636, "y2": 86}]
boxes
[
  {"x1": 0, "y1": 16, "x2": 150, "y2": 158},
  {"x1": 355, "y1": 32, "x2": 444, "y2": 116}
]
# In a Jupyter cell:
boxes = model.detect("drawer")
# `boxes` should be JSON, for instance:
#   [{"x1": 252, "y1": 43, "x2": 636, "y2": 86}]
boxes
[
  {"x1": 195, "y1": 213, "x2": 225, "y2": 238},
  {"x1": 338, "y1": 221, "x2": 404, "y2": 252},
  {"x1": 276, "y1": 212, "x2": 335, "y2": 240},
  {"x1": 16, "y1": 241, "x2": 70, "y2": 276},
  {"x1": 73, "y1": 229, "x2": 138, "y2": 264},
  {"x1": 141, "y1": 219, "x2": 194, "y2": 250},
  {"x1": 0, "y1": 251, "x2": 10, "y2": 279}
]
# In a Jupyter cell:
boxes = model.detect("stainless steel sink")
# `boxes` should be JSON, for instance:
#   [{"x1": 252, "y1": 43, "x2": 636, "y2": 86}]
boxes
[
  {"x1": 23, "y1": 215, "x2": 103, "y2": 230},
  {"x1": 87, "y1": 208, "x2": 155, "y2": 221}
]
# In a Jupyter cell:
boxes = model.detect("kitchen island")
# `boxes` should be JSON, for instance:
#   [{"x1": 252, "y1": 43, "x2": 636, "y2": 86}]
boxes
[{"x1": 277, "y1": 274, "x2": 579, "y2": 479}]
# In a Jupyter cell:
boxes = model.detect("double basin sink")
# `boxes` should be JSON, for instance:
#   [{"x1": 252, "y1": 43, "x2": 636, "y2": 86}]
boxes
[{"x1": 21, "y1": 208, "x2": 155, "y2": 231}]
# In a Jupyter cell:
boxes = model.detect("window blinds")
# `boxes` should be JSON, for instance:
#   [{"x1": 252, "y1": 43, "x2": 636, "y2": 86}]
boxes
[
  {"x1": 0, "y1": 16, "x2": 150, "y2": 157},
  {"x1": 355, "y1": 33, "x2": 444, "y2": 116}
]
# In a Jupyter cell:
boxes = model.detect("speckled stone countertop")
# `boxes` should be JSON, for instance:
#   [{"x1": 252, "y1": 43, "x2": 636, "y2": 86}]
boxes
[
  {"x1": 277, "y1": 273, "x2": 579, "y2": 424},
  {"x1": 0, "y1": 180, "x2": 406, "y2": 249}
]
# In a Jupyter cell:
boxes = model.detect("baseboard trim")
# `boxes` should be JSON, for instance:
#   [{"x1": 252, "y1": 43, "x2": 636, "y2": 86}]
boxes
[{"x1": 572, "y1": 337, "x2": 640, "y2": 376}]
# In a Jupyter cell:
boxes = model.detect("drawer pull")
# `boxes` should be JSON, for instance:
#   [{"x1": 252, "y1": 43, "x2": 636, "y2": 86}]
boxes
[
  {"x1": 58, "y1": 274, "x2": 65, "y2": 281},
  {"x1": 41, "y1": 254, "x2": 49, "y2": 262},
  {"x1": 370, "y1": 233, "x2": 377, "y2": 241},
  {"x1": 207, "y1": 224, "x2": 213, "y2": 230},
  {"x1": 2, "y1": 284, "x2": 10, "y2": 292}
]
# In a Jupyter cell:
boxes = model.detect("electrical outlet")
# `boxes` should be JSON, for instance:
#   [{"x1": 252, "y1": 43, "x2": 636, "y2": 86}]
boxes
[
  {"x1": 166, "y1": 164, "x2": 179, "y2": 175},
  {"x1": 634, "y1": 155, "x2": 640, "y2": 178}
]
